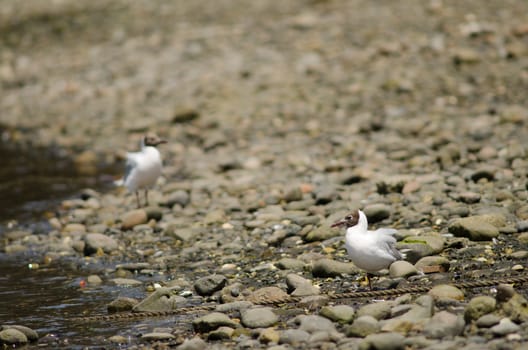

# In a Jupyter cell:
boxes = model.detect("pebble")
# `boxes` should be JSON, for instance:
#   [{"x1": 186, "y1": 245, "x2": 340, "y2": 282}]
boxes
[
  {"x1": 0, "y1": 325, "x2": 38, "y2": 342},
  {"x1": 279, "y1": 329, "x2": 310, "y2": 345},
  {"x1": 345, "y1": 315, "x2": 380, "y2": 337},
  {"x1": 490, "y1": 318, "x2": 520, "y2": 336},
  {"x1": 141, "y1": 332, "x2": 175, "y2": 341},
  {"x1": 448, "y1": 216, "x2": 500, "y2": 241},
  {"x1": 357, "y1": 301, "x2": 392, "y2": 320},
  {"x1": 311, "y1": 258, "x2": 359, "y2": 277},
  {"x1": 83, "y1": 233, "x2": 118, "y2": 255},
  {"x1": 363, "y1": 204, "x2": 392, "y2": 223},
  {"x1": 359, "y1": 332, "x2": 405, "y2": 350},
  {"x1": 320, "y1": 305, "x2": 356, "y2": 324},
  {"x1": 163, "y1": 190, "x2": 190, "y2": 208},
  {"x1": 476, "y1": 314, "x2": 501, "y2": 328},
  {"x1": 194, "y1": 274, "x2": 227, "y2": 296},
  {"x1": 500, "y1": 292, "x2": 528, "y2": 323},
  {"x1": 397, "y1": 235, "x2": 444, "y2": 263},
  {"x1": 248, "y1": 287, "x2": 288, "y2": 304},
  {"x1": 192, "y1": 312, "x2": 239, "y2": 333},
  {"x1": 208, "y1": 326, "x2": 234, "y2": 341},
  {"x1": 87, "y1": 275, "x2": 103, "y2": 285},
  {"x1": 107, "y1": 297, "x2": 139, "y2": 312},
  {"x1": 304, "y1": 226, "x2": 340, "y2": 242},
  {"x1": 297, "y1": 315, "x2": 336, "y2": 333},
  {"x1": 110, "y1": 278, "x2": 142, "y2": 287},
  {"x1": 414, "y1": 256, "x2": 450, "y2": 272},
  {"x1": 0, "y1": 328, "x2": 28, "y2": 345},
  {"x1": 241, "y1": 307, "x2": 278, "y2": 328},
  {"x1": 120, "y1": 209, "x2": 148, "y2": 229},
  {"x1": 276, "y1": 258, "x2": 305, "y2": 271},
  {"x1": 464, "y1": 296, "x2": 496, "y2": 322},
  {"x1": 423, "y1": 311, "x2": 465, "y2": 339},
  {"x1": 177, "y1": 337, "x2": 208, "y2": 350},
  {"x1": 286, "y1": 273, "x2": 319, "y2": 296},
  {"x1": 258, "y1": 327, "x2": 280, "y2": 344},
  {"x1": 389, "y1": 260, "x2": 419, "y2": 278},
  {"x1": 133, "y1": 287, "x2": 185, "y2": 312},
  {"x1": 429, "y1": 284, "x2": 465, "y2": 302}
]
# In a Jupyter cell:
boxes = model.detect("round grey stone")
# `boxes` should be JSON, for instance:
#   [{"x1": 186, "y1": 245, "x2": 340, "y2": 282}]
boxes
[
  {"x1": 359, "y1": 332, "x2": 405, "y2": 350},
  {"x1": 177, "y1": 337, "x2": 208, "y2": 350},
  {"x1": 389, "y1": 260, "x2": 419, "y2": 278},
  {"x1": 240, "y1": 307, "x2": 278, "y2": 328},
  {"x1": 448, "y1": 217, "x2": 499, "y2": 241},
  {"x1": 476, "y1": 314, "x2": 500, "y2": 328},
  {"x1": 490, "y1": 318, "x2": 520, "y2": 336},
  {"x1": 423, "y1": 311, "x2": 465, "y2": 339},
  {"x1": 345, "y1": 315, "x2": 380, "y2": 337},
  {"x1": 298, "y1": 315, "x2": 336, "y2": 333},
  {"x1": 320, "y1": 305, "x2": 355, "y2": 324},
  {"x1": 279, "y1": 329, "x2": 310, "y2": 345},
  {"x1": 357, "y1": 300, "x2": 392, "y2": 320}
]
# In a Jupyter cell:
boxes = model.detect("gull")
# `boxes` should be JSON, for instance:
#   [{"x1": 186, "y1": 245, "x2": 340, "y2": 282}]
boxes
[
  {"x1": 331, "y1": 209, "x2": 403, "y2": 290},
  {"x1": 124, "y1": 134, "x2": 167, "y2": 208}
]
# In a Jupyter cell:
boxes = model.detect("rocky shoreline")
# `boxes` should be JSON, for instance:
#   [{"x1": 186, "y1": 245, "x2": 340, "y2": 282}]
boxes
[{"x1": 2, "y1": 0, "x2": 528, "y2": 348}]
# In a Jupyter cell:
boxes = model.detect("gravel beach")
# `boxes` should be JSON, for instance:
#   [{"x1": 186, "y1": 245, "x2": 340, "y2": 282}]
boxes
[{"x1": 1, "y1": 0, "x2": 528, "y2": 348}]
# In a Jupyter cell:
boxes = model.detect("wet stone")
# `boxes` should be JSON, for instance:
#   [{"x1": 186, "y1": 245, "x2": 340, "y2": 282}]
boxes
[
  {"x1": 133, "y1": 287, "x2": 185, "y2": 312},
  {"x1": 177, "y1": 337, "x2": 208, "y2": 350},
  {"x1": 194, "y1": 274, "x2": 228, "y2": 296},
  {"x1": 83, "y1": 233, "x2": 118, "y2": 255},
  {"x1": 1, "y1": 325, "x2": 38, "y2": 342},
  {"x1": 0, "y1": 328, "x2": 28, "y2": 345},
  {"x1": 107, "y1": 297, "x2": 139, "y2": 313},
  {"x1": 111, "y1": 278, "x2": 142, "y2": 287},
  {"x1": 192, "y1": 312, "x2": 239, "y2": 333},
  {"x1": 141, "y1": 332, "x2": 175, "y2": 341},
  {"x1": 208, "y1": 326, "x2": 234, "y2": 341}
]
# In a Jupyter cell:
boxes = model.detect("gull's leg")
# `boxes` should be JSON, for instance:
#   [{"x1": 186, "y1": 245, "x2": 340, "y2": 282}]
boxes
[
  {"x1": 136, "y1": 191, "x2": 141, "y2": 208},
  {"x1": 367, "y1": 273, "x2": 373, "y2": 291},
  {"x1": 145, "y1": 189, "x2": 149, "y2": 206}
]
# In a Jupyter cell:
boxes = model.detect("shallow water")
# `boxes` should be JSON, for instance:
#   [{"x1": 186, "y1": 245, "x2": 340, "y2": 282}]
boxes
[{"x1": 0, "y1": 141, "x2": 136, "y2": 347}]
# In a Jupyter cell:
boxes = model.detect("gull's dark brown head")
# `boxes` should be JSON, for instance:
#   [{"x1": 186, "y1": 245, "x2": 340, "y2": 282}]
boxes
[
  {"x1": 331, "y1": 210, "x2": 360, "y2": 228},
  {"x1": 144, "y1": 134, "x2": 167, "y2": 147}
]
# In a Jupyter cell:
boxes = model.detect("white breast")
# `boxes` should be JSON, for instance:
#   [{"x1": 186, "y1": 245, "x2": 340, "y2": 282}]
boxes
[{"x1": 124, "y1": 146, "x2": 163, "y2": 192}]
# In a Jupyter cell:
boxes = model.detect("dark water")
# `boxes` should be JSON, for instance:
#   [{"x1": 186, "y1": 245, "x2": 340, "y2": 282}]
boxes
[{"x1": 0, "y1": 140, "x2": 144, "y2": 348}]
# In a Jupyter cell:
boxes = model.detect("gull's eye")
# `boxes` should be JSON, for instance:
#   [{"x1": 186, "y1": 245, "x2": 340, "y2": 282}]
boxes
[{"x1": 345, "y1": 215, "x2": 351, "y2": 220}]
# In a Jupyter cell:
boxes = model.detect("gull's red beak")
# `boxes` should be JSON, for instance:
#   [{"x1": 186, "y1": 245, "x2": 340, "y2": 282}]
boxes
[{"x1": 331, "y1": 219, "x2": 346, "y2": 228}]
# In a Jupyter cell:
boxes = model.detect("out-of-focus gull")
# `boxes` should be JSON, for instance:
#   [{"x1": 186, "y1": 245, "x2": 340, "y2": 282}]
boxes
[{"x1": 122, "y1": 134, "x2": 167, "y2": 208}]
